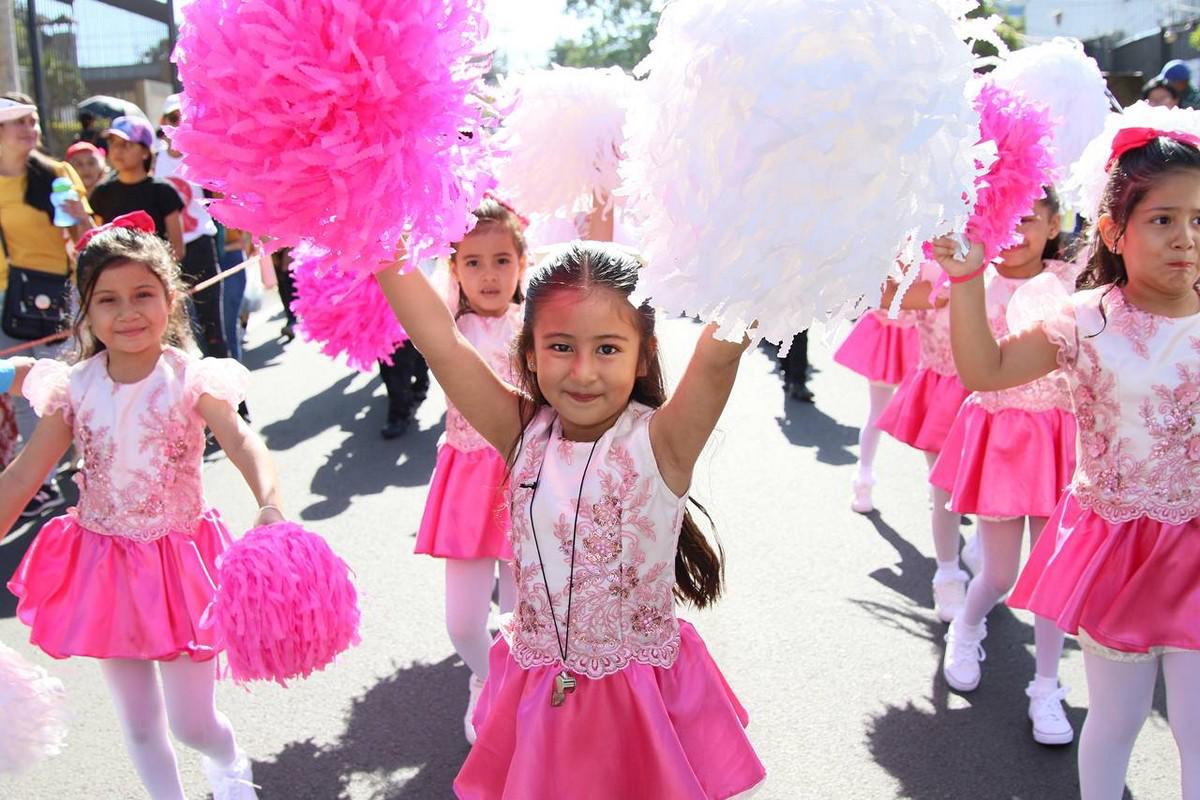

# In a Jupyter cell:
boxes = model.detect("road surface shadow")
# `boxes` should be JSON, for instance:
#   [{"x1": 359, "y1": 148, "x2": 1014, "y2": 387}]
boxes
[
  {"x1": 249, "y1": 655, "x2": 469, "y2": 800},
  {"x1": 774, "y1": 400, "x2": 859, "y2": 467}
]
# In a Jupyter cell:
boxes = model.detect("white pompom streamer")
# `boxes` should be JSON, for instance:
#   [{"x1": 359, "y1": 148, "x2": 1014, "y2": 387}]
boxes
[
  {"x1": 620, "y1": 0, "x2": 992, "y2": 346},
  {"x1": 1065, "y1": 102, "x2": 1200, "y2": 220},
  {"x1": 988, "y1": 38, "x2": 1109, "y2": 173},
  {"x1": 0, "y1": 641, "x2": 68, "y2": 774}
]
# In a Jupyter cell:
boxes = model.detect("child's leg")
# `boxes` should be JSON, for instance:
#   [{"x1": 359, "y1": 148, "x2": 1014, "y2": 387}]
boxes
[
  {"x1": 100, "y1": 659, "x2": 186, "y2": 800},
  {"x1": 498, "y1": 559, "x2": 516, "y2": 615},
  {"x1": 1027, "y1": 517, "x2": 1066, "y2": 682},
  {"x1": 1164, "y1": 650, "x2": 1200, "y2": 799},
  {"x1": 959, "y1": 517, "x2": 1025, "y2": 626},
  {"x1": 159, "y1": 656, "x2": 238, "y2": 766},
  {"x1": 446, "y1": 558, "x2": 501, "y2": 679},
  {"x1": 1078, "y1": 650, "x2": 1158, "y2": 800},
  {"x1": 856, "y1": 383, "x2": 895, "y2": 483},
  {"x1": 924, "y1": 451, "x2": 961, "y2": 567}
]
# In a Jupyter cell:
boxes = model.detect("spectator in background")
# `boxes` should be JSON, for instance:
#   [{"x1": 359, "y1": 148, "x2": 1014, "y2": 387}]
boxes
[
  {"x1": 1142, "y1": 77, "x2": 1180, "y2": 108},
  {"x1": 64, "y1": 141, "x2": 110, "y2": 194},
  {"x1": 73, "y1": 111, "x2": 104, "y2": 148},
  {"x1": 1158, "y1": 59, "x2": 1200, "y2": 109}
]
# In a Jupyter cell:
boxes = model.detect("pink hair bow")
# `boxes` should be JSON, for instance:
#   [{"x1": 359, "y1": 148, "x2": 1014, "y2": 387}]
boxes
[
  {"x1": 1106, "y1": 127, "x2": 1200, "y2": 171},
  {"x1": 75, "y1": 210, "x2": 157, "y2": 252}
]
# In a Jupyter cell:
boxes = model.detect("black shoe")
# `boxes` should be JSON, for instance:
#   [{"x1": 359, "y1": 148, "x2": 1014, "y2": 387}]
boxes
[
  {"x1": 22, "y1": 482, "x2": 65, "y2": 518},
  {"x1": 280, "y1": 323, "x2": 295, "y2": 342},
  {"x1": 381, "y1": 418, "x2": 411, "y2": 440},
  {"x1": 790, "y1": 384, "x2": 815, "y2": 403}
]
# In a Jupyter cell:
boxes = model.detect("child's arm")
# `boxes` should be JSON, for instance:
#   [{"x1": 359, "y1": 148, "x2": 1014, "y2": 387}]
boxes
[
  {"x1": 650, "y1": 324, "x2": 751, "y2": 497},
  {"x1": 936, "y1": 238, "x2": 1060, "y2": 391},
  {"x1": 164, "y1": 211, "x2": 185, "y2": 261},
  {"x1": 0, "y1": 414, "x2": 72, "y2": 537},
  {"x1": 376, "y1": 265, "x2": 524, "y2": 453},
  {"x1": 198, "y1": 395, "x2": 284, "y2": 527}
]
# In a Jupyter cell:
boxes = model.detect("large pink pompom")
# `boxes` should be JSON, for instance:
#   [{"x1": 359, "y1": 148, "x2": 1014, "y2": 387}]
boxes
[
  {"x1": 967, "y1": 82, "x2": 1056, "y2": 264},
  {"x1": 172, "y1": 0, "x2": 495, "y2": 269},
  {"x1": 205, "y1": 523, "x2": 361, "y2": 686},
  {"x1": 0, "y1": 641, "x2": 68, "y2": 773},
  {"x1": 290, "y1": 242, "x2": 409, "y2": 372}
]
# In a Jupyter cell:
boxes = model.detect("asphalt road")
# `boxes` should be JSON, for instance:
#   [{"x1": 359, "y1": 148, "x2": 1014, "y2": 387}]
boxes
[{"x1": 0, "y1": 297, "x2": 1180, "y2": 799}]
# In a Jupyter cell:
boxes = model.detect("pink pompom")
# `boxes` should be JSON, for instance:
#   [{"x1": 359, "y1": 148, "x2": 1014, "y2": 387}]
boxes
[
  {"x1": 205, "y1": 522, "x2": 360, "y2": 686},
  {"x1": 966, "y1": 82, "x2": 1056, "y2": 264},
  {"x1": 0, "y1": 642, "x2": 68, "y2": 774},
  {"x1": 289, "y1": 242, "x2": 410, "y2": 372},
  {"x1": 172, "y1": 0, "x2": 495, "y2": 269}
]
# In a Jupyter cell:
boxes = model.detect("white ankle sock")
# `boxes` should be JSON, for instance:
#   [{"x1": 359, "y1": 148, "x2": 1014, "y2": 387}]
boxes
[{"x1": 935, "y1": 560, "x2": 962, "y2": 579}]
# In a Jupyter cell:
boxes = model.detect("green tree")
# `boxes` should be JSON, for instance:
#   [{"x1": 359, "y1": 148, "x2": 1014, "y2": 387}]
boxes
[
  {"x1": 974, "y1": 0, "x2": 1025, "y2": 58},
  {"x1": 551, "y1": 0, "x2": 659, "y2": 71}
]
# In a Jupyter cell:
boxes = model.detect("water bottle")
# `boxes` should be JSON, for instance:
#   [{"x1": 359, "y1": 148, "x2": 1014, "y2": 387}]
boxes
[{"x1": 50, "y1": 177, "x2": 80, "y2": 227}]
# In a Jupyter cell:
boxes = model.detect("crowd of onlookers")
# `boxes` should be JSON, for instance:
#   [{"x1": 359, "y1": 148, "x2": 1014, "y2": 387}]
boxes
[{"x1": 1141, "y1": 58, "x2": 1200, "y2": 108}]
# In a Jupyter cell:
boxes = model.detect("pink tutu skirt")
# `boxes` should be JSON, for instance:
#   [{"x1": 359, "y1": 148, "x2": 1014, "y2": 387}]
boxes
[
  {"x1": 930, "y1": 403, "x2": 1076, "y2": 518},
  {"x1": 1009, "y1": 493, "x2": 1200, "y2": 654},
  {"x1": 455, "y1": 621, "x2": 765, "y2": 800},
  {"x1": 876, "y1": 368, "x2": 971, "y2": 453},
  {"x1": 416, "y1": 444, "x2": 512, "y2": 560},
  {"x1": 7, "y1": 509, "x2": 230, "y2": 661},
  {"x1": 833, "y1": 313, "x2": 919, "y2": 386}
]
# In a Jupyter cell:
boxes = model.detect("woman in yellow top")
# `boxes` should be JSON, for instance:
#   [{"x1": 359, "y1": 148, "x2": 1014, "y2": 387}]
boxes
[{"x1": 0, "y1": 93, "x2": 94, "y2": 516}]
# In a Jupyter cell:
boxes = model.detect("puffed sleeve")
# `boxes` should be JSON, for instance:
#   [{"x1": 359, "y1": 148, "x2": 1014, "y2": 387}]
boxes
[
  {"x1": 21, "y1": 359, "x2": 73, "y2": 423},
  {"x1": 185, "y1": 357, "x2": 250, "y2": 409},
  {"x1": 1006, "y1": 272, "x2": 1078, "y2": 369}
]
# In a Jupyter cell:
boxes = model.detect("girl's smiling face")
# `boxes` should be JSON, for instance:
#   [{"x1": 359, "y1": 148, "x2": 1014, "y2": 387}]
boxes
[{"x1": 86, "y1": 260, "x2": 174, "y2": 356}]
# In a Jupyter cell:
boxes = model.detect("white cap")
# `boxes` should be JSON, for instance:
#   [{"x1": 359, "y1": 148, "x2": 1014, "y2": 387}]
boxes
[
  {"x1": 161, "y1": 93, "x2": 182, "y2": 118},
  {"x1": 0, "y1": 97, "x2": 37, "y2": 124}
]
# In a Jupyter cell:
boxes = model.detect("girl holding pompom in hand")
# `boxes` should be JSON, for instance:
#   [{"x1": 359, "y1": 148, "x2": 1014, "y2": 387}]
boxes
[
  {"x1": 412, "y1": 198, "x2": 526, "y2": 744},
  {"x1": 936, "y1": 131, "x2": 1200, "y2": 799},
  {"x1": 2, "y1": 213, "x2": 281, "y2": 800},
  {"x1": 378, "y1": 240, "x2": 765, "y2": 799}
]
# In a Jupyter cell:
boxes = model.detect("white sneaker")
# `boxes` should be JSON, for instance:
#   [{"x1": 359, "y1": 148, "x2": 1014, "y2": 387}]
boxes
[
  {"x1": 942, "y1": 616, "x2": 986, "y2": 692},
  {"x1": 961, "y1": 533, "x2": 982, "y2": 576},
  {"x1": 1027, "y1": 681, "x2": 1074, "y2": 745},
  {"x1": 850, "y1": 477, "x2": 875, "y2": 514},
  {"x1": 932, "y1": 569, "x2": 969, "y2": 622},
  {"x1": 464, "y1": 673, "x2": 486, "y2": 745},
  {"x1": 202, "y1": 750, "x2": 258, "y2": 800}
]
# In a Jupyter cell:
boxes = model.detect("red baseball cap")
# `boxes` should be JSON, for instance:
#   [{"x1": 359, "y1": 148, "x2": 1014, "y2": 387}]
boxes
[{"x1": 65, "y1": 141, "x2": 105, "y2": 159}]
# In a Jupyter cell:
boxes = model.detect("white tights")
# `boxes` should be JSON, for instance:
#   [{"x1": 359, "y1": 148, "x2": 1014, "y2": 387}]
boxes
[
  {"x1": 856, "y1": 383, "x2": 896, "y2": 483},
  {"x1": 924, "y1": 451, "x2": 961, "y2": 565},
  {"x1": 1079, "y1": 649, "x2": 1200, "y2": 799},
  {"x1": 100, "y1": 657, "x2": 238, "y2": 800},
  {"x1": 445, "y1": 558, "x2": 516, "y2": 679},
  {"x1": 960, "y1": 517, "x2": 1064, "y2": 680}
]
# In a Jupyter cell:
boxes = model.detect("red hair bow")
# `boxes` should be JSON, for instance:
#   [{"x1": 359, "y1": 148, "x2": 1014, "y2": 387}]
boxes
[
  {"x1": 1107, "y1": 127, "x2": 1200, "y2": 171},
  {"x1": 75, "y1": 210, "x2": 157, "y2": 252}
]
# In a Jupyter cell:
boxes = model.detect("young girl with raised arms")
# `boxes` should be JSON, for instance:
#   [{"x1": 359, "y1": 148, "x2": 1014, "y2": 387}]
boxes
[
  {"x1": 378, "y1": 241, "x2": 765, "y2": 799},
  {"x1": 938, "y1": 131, "x2": 1200, "y2": 800},
  {"x1": 2, "y1": 213, "x2": 280, "y2": 800},
  {"x1": 413, "y1": 198, "x2": 525, "y2": 743},
  {"x1": 929, "y1": 188, "x2": 1077, "y2": 746}
]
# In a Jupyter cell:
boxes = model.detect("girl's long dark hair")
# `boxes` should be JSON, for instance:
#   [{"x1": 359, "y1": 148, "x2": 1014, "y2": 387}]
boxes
[{"x1": 507, "y1": 241, "x2": 725, "y2": 608}]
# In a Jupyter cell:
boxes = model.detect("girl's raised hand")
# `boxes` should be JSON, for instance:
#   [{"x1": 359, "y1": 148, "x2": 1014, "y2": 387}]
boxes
[
  {"x1": 931, "y1": 236, "x2": 985, "y2": 281},
  {"x1": 254, "y1": 504, "x2": 285, "y2": 527}
]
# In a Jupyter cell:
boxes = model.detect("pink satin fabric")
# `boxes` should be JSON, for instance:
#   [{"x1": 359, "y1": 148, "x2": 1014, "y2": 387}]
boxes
[
  {"x1": 455, "y1": 620, "x2": 765, "y2": 800},
  {"x1": 1010, "y1": 492, "x2": 1200, "y2": 654},
  {"x1": 833, "y1": 312, "x2": 920, "y2": 386},
  {"x1": 876, "y1": 367, "x2": 971, "y2": 453},
  {"x1": 930, "y1": 404, "x2": 1077, "y2": 518},
  {"x1": 7, "y1": 508, "x2": 230, "y2": 661},
  {"x1": 415, "y1": 444, "x2": 512, "y2": 560}
]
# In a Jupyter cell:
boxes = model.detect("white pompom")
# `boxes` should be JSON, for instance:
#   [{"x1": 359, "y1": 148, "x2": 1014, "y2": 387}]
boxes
[
  {"x1": 988, "y1": 38, "x2": 1109, "y2": 172},
  {"x1": 493, "y1": 67, "x2": 636, "y2": 219},
  {"x1": 1065, "y1": 102, "x2": 1200, "y2": 220},
  {"x1": 620, "y1": 0, "x2": 992, "y2": 345},
  {"x1": 0, "y1": 642, "x2": 68, "y2": 774}
]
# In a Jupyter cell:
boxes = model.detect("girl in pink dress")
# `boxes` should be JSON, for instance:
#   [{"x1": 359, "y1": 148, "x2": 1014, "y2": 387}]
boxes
[
  {"x1": 413, "y1": 199, "x2": 525, "y2": 744},
  {"x1": 938, "y1": 131, "x2": 1200, "y2": 800},
  {"x1": 2, "y1": 215, "x2": 282, "y2": 800},
  {"x1": 876, "y1": 262, "x2": 973, "y2": 622},
  {"x1": 379, "y1": 241, "x2": 765, "y2": 799},
  {"x1": 834, "y1": 308, "x2": 920, "y2": 512},
  {"x1": 929, "y1": 190, "x2": 1078, "y2": 746}
]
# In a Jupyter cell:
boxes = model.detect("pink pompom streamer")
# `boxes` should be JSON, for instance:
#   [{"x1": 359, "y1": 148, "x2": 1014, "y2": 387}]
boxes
[
  {"x1": 966, "y1": 82, "x2": 1056, "y2": 264},
  {"x1": 290, "y1": 242, "x2": 410, "y2": 372},
  {"x1": 0, "y1": 642, "x2": 68, "y2": 773},
  {"x1": 172, "y1": 0, "x2": 496, "y2": 270},
  {"x1": 204, "y1": 523, "x2": 361, "y2": 687}
]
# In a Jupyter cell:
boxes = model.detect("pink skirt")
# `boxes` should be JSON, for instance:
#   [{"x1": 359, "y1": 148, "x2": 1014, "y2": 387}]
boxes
[
  {"x1": 930, "y1": 403, "x2": 1077, "y2": 518},
  {"x1": 876, "y1": 367, "x2": 971, "y2": 454},
  {"x1": 7, "y1": 509, "x2": 230, "y2": 661},
  {"x1": 833, "y1": 313, "x2": 919, "y2": 386},
  {"x1": 416, "y1": 444, "x2": 512, "y2": 561},
  {"x1": 455, "y1": 621, "x2": 765, "y2": 800},
  {"x1": 1009, "y1": 493, "x2": 1200, "y2": 653}
]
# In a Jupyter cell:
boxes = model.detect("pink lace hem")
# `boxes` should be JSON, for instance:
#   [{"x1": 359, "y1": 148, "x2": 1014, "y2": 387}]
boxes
[
  {"x1": 23, "y1": 359, "x2": 72, "y2": 423},
  {"x1": 503, "y1": 620, "x2": 682, "y2": 679}
]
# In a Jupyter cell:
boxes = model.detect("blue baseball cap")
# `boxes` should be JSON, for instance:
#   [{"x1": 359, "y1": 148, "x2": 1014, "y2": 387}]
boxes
[
  {"x1": 1162, "y1": 59, "x2": 1192, "y2": 83},
  {"x1": 103, "y1": 115, "x2": 155, "y2": 149}
]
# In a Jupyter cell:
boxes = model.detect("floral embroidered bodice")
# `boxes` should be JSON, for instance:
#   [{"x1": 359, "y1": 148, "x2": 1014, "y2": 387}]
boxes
[
  {"x1": 23, "y1": 347, "x2": 249, "y2": 541},
  {"x1": 916, "y1": 304, "x2": 955, "y2": 376},
  {"x1": 443, "y1": 305, "x2": 522, "y2": 453},
  {"x1": 1042, "y1": 285, "x2": 1200, "y2": 524},
  {"x1": 505, "y1": 402, "x2": 686, "y2": 679}
]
